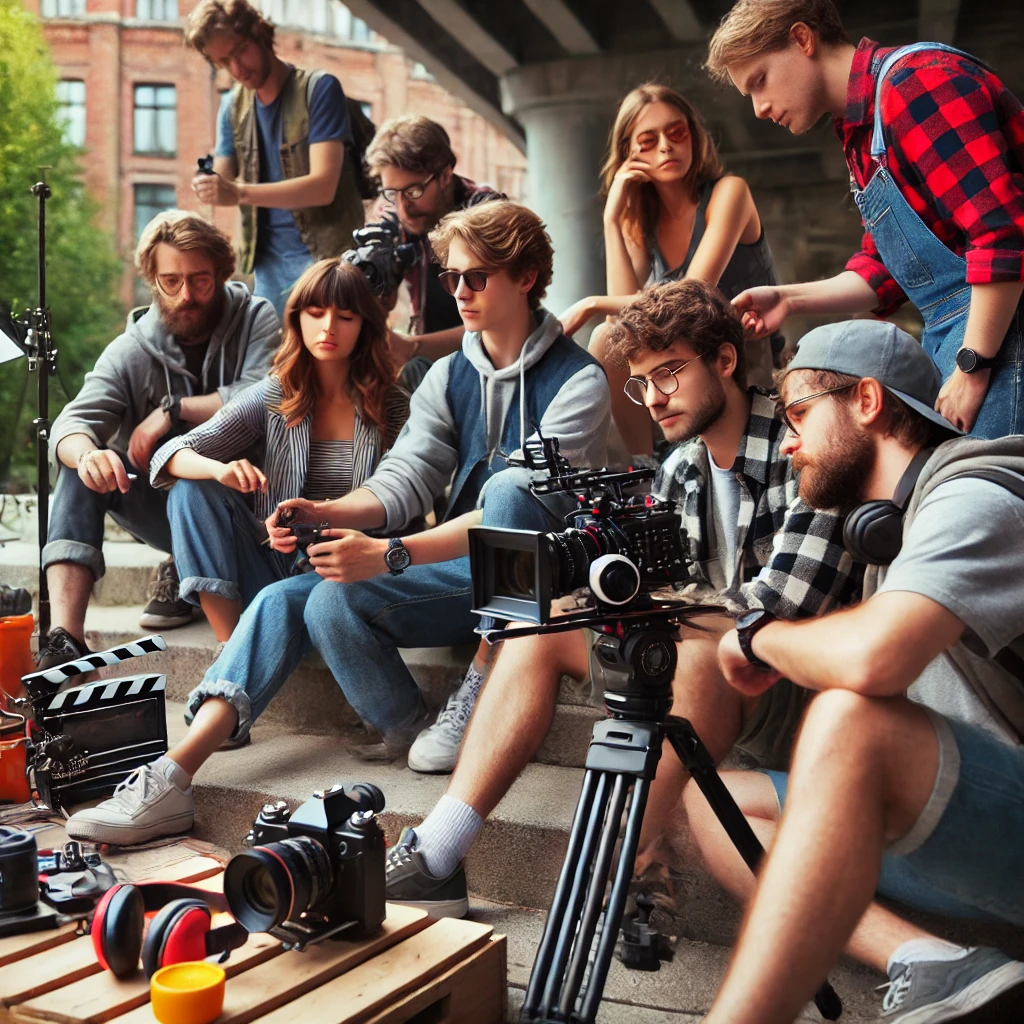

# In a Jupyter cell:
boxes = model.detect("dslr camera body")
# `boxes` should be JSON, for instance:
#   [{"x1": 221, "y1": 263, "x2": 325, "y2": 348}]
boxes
[
  {"x1": 341, "y1": 213, "x2": 418, "y2": 299},
  {"x1": 224, "y1": 784, "x2": 386, "y2": 950}
]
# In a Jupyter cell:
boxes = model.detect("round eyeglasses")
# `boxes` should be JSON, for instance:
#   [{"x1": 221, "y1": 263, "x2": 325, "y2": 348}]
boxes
[
  {"x1": 623, "y1": 356, "x2": 700, "y2": 406},
  {"x1": 438, "y1": 270, "x2": 490, "y2": 296},
  {"x1": 380, "y1": 173, "x2": 436, "y2": 205},
  {"x1": 155, "y1": 272, "x2": 216, "y2": 299}
]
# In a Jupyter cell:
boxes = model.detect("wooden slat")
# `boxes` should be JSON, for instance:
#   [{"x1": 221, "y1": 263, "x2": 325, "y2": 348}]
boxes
[
  {"x1": 251, "y1": 918, "x2": 494, "y2": 1024},
  {"x1": 362, "y1": 937, "x2": 506, "y2": 1024}
]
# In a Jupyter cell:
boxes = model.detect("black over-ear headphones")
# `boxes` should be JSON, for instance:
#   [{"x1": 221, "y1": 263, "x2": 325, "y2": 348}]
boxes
[{"x1": 842, "y1": 448, "x2": 934, "y2": 566}]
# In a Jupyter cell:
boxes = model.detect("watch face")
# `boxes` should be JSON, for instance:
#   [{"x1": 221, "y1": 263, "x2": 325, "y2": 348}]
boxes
[
  {"x1": 386, "y1": 544, "x2": 411, "y2": 571},
  {"x1": 956, "y1": 348, "x2": 978, "y2": 373}
]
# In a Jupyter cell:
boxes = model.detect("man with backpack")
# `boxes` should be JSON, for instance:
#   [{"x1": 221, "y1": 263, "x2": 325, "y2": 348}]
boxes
[{"x1": 185, "y1": 0, "x2": 367, "y2": 316}]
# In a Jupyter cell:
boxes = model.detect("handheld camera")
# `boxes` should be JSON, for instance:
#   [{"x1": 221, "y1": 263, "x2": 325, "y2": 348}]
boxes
[{"x1": 341, "y1": 213, "x2": 419, "y2": 299}]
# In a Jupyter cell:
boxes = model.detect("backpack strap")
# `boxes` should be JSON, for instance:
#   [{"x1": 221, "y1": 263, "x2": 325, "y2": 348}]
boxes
[{"x1": 305, "y1": 69, "x2": 325, "y2": 108}]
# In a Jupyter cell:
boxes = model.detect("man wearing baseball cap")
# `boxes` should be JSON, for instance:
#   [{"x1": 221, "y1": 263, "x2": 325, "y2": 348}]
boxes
[{"x1": 693, "y1": 318, "x2": 1024, "y2": 1024}]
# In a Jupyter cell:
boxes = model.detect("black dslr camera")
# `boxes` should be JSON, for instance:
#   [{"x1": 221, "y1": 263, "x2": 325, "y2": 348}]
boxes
[
  {"x1": 223, "y1": 784, "x2": 387, "y2": 951},
  {"x1": 469, "y1": 436, "x2": 692, "y2": 625},
  {"x1": 274, "y1": 506, "x2": 329, "y2": 548},
  {"x1": 341, "y1": 213, "x2": 419, "y2": 299}
]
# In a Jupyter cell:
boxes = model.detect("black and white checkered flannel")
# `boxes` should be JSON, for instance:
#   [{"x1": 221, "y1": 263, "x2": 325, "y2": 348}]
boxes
[{"x1": 652, "y1": 389, "x2": 861, "y2": 619}]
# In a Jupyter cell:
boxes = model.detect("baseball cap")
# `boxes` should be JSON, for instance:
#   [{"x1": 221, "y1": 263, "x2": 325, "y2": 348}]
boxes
[{"x1": 786, "y1": 320, "x2": 962, "y2": 435}]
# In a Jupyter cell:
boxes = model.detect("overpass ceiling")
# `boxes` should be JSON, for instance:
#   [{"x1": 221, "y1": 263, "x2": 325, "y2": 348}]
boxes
[{"x1": 341, "y1": 0, "x2": 1023, "y2": 175}]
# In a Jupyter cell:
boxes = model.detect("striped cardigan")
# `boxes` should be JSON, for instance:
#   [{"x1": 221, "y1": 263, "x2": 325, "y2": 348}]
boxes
[{"x1": 150, "y1": 376, "x2": 410, "y2": 526}]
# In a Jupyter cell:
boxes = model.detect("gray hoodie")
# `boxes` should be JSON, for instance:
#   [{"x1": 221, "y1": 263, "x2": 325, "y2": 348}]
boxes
[
  {"x1": 364, "y1": 309, "x2": 610, "y2": 531},
  {"x1": 50, "y1": 281, "x2": 279, "y2": 461}
]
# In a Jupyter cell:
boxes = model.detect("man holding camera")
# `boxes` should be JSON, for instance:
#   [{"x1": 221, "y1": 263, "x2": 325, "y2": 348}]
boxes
[
  {"x1": 364, "y1": 116, "x2": 501, "y2": 381},
  {"x1": 384, "y1": 280, "x2": 860, "y2": 918},
  {"x1": 38, "y1": 211, "x2": 278, "y2": 670},
  {"x1": 186, "y1": 0, "x2": 364, "y2": 317},
  {"x1": 698, "y1": 320, "x2": 1024, "y2": 1024}
]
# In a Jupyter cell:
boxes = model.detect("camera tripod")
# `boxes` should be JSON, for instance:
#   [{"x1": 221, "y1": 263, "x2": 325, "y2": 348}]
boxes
[{"x1": 514, "y1": 611, "x2": 843, "y2": 1024}]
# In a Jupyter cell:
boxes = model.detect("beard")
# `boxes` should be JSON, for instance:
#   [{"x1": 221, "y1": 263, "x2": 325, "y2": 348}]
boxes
[
  {"x1": 155, "y1": 288, "x2": 223, "y2": 342},
  {"x1": 657, "y1": 375, "x2": 726, "y2": 444},
  {"x1": 793, "y1": 412, "x2": 875, "y2": 512}
]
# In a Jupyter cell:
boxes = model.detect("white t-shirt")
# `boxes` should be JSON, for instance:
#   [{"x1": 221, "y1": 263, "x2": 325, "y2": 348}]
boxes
[{"x1": 705, "y1": 455, "x2": 743, "y2": 591}]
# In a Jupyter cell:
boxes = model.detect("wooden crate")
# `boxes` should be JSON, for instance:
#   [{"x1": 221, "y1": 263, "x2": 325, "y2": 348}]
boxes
[{"x1": 0, "y1": 855, "x2": 505, "y2": 1024}]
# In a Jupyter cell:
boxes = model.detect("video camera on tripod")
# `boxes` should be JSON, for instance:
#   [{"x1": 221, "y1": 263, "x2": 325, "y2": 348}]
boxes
[{"x1": 341, "y1": 213, "x2": 419, "y2": 300}]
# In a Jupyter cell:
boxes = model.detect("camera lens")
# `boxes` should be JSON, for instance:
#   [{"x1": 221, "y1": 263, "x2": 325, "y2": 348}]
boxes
[
  {"x1": 224, "y1": 835, "x2": 332, "y2": 933},
  {"x1": 0, "y1": 826, "x2": 39, "y2": 916}
]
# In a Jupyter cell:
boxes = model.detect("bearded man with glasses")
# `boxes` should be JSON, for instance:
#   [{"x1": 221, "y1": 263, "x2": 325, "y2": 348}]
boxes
[{"x1": 38, "y1": 211, "x2": 278, "y2": 669}]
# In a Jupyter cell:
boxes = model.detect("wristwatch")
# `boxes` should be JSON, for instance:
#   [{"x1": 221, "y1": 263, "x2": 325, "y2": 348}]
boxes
[
  {"x1": 955, "y1": 348, "x2": 997, "y2": 374},
  {"x1": 734, "y1": 609, "x2": 776, "y2": 670},
  {"x1": 160, "y1": 394, "x2": 182, "y2": 428},
  {"x1": 384, "y1": 537, "x2": 412, "y2": 576}
]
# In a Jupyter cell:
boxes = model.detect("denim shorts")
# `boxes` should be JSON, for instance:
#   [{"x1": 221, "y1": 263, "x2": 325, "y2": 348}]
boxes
[{"x1": 763, "y1": 711, "x2": 1024, "y2": 927}]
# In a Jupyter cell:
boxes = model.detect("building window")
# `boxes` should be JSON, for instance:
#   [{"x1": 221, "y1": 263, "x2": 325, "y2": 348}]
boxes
[
  {"x1": 134, "y1": 84, "x2": 176, "y2": 157},
  {"x1": 136, "y1": 0, "x2": 179, "y2": 19},
  {"x1": 56, "y1": 80, "x2": 86, "y2": 148},
  {"x1": 349, "y1": 16, "x2": 370, "y2": 42},
  {"x1": 41, "y1": 0, "x2": 85, "y2": 16},
  {"x1": 134, "y1": 184, "x2": 177, "y2": 242}
]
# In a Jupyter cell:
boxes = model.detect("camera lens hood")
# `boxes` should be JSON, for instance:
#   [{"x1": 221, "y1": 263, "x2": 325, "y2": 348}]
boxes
[{"x1": 589, "y1": 554, "x2": 640, "y2": 606}]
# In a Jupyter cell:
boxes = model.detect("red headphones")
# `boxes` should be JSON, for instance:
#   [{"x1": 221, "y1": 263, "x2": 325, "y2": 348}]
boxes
[{"x1": 91, "y1": 882, "x2": 248, "y2": 979}]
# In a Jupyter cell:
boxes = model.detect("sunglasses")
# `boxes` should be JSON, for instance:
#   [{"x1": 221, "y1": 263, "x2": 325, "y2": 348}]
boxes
[{"x1": 438, "y1": 269, "x2": 490, "y2": 296}]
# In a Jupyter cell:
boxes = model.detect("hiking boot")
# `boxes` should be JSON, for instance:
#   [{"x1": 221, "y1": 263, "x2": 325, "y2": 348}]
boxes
[
  {"x1": 140, "y1": 558, "x2": 194, "y2": 630},
  {"x1": 35, "y1": 626, "x2": 91, "y2": 672},
  {"x1": 385, "y1": 829, "x2": 469, "y2": 919},
  {"x1": 879, "y1": 946, "x2": 1024, "y2": 1023},
  {"x1": 0, "y1": 585, "x2": 31, "y2": 618},
  {"x1": 66, "y1": 760, "x2": 194, "y2": 846},
  {"x1": 407, "y1": 667, "x2": 484, "y2": 774}
]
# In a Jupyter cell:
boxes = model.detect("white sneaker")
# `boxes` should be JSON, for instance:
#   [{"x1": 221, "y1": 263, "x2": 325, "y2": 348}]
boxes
[
  {"x1": 66, "y1": 761, "x2": 194, "y2": 846},
  {"x1": 407, "y1": 669, "x2": 483, "y2": 774}
]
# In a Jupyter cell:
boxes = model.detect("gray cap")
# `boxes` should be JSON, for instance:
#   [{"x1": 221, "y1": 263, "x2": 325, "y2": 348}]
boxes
[{"x1": 787, "y1": 319, "x2": 962, "y2": 435}]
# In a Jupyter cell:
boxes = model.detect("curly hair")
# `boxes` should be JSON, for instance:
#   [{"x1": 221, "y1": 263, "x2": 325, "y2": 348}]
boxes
[
  {"x1": 604, "y1": 279, "x2": 747, "y2": 388},
  {"x1": 273, "y1": 259, "x2": 397, "y2": 434},
  {"x1": 185, "y1": 0, "x2": 275, "y2": 56},
  {"x1": 135, "y1": 209, "x2": 236, "y2": 286},
  {"x1": 429, "y1": 200, "x2": 553, "y2": 310}
]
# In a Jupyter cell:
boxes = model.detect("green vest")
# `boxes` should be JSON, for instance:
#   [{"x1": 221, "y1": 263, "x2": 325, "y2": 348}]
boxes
[{"x1": 230, "y1": 67, "x2": 364, "y2": 275}]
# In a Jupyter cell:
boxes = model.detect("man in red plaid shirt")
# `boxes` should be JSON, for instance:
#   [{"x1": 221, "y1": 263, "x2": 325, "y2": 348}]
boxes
[{"x1": 706, "y1": 0, "x2": 1024, "y2": 440}]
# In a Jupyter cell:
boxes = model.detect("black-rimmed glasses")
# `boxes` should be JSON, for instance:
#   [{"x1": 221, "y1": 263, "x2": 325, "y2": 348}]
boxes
[
  {"x1": 623, "y1": 356, "x2": 701, "y2": 406},
  {"x1": 380, "y1": 173, "x2": 437, "y2": 204},
  {"x1": 777, "y1": 384, "x2": 857, "y2": 436}
]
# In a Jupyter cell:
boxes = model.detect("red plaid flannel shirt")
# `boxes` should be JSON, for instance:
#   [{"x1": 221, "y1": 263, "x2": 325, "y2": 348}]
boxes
[{"x1": 835, "y1": 38, "x2": 1024, "y2": 316}]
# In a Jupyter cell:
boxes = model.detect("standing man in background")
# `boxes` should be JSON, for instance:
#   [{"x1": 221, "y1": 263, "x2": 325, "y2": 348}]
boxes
[{"x1": 185, "y1": 0, "x2": 364, "y2": 317}]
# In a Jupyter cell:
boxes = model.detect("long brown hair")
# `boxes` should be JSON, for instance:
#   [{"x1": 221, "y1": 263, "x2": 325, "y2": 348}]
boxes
[
  {"x1": 600, "y1": 83, "x2": 725, "y2": 246},
  {"x1": 272, "y1": 259, "x2": 395, "y2": 431}
]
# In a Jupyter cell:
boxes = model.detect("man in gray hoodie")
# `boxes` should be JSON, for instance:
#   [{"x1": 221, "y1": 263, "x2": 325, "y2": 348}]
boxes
[{"x1": 39, "y1": 210, "x2": 278, "y2": 669}]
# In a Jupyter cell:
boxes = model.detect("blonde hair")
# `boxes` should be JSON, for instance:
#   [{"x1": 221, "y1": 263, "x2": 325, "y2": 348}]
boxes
[
  {"x1": 429, "y1": 201, "x2": 553, "y2": 311},
  {"x1": 706, "y1": 0, "x2": 849, "y2": 83},
  {"x1": 600, "y1": 83, "x2": 724, "y2": 246},
  {"x1": 365, "y1": 116, "x2": 456, "y2": 179},
  {"x1": 135, "y1": 210, "x2": 236, "y2": 285},
  {"x1": 185, "y1": 0, "x2": 275, "y2": 56}
]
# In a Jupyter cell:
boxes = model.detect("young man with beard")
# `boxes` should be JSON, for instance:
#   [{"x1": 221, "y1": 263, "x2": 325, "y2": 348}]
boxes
[
  {"x1": 38, "y1": 211, "x2": 278, "y2": 668},
  {"x1": 384, "y1": 279, "x2": 860, "y2": 918},
  {"x1": 700, "y1": 320, "x2": 1024, "y2": 1024}
]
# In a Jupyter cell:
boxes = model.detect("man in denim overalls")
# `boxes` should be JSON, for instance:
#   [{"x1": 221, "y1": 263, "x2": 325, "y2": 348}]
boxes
[{"x1": 706, "y1": 0, "x2": 1024, "y2": 440}]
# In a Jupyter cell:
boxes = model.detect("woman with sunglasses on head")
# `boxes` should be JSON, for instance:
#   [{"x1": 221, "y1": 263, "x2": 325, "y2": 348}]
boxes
[
  {"x1": 560, "y1": 83, "x2": 785, "y2": 457},
  {"x1": 149, "y1": 258, "x2": 409, "y2": 643}
]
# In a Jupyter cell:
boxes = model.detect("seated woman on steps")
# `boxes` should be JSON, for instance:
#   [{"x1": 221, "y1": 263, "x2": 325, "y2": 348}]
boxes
[
  {"x1": 559, "y1": 83, "x2": 785, "y2": 457},
  {"x1": 149, "y1": 258, "x2": 409, "y2": 642}
]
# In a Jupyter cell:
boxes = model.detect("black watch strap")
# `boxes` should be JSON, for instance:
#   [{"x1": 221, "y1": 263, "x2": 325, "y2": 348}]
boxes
[
  {"x1": 736, "y1": 610, "x2": 776, "y2": 670},
  {"x1": 160, "y1": 394, "x2": 182, "y2": 428},
  {"x1": 956, "y1": 348, "x2": 997, "y2": 373}
]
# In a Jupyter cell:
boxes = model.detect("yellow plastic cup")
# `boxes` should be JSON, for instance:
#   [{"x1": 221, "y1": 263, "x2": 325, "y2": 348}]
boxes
[{"x1": 150, "y1": 962, "x2": 226, "y2": 1024}]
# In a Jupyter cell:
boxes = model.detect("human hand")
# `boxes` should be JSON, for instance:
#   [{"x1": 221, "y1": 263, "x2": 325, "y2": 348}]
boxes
[
  {"x1": 215, "y1": 459, "x2": 268, "y2": 494},
  {"x1": 935, "y1": 366, "x2": 989, "y2": 433},
  {"x1": 732, "y1": 287, "x2": 790, "y2": 339},
  {"x1": 192, "y1": 172, "x2": 241, "y2": 207},
  {"x1": 78, "y1": 448, "x2": 131, "y2": 495},
  {"x1": 127, "y1": 407, "x2": 171, "y2": 474},
  {"x1": 718, "y1": 629, "x2": 782, "y2": 698},
  {"x1": 559, "y1": 298, "x2": 598, "y2": 338},
  {"x1": 265, "y1": 498, "x2": 319, "y2": 553},
  {"x1": 604, "y1": 158, "x2": 652, "y2": 225},
  {"x1": 308, "y1": 529, "x2": 388, "y2": 582}
]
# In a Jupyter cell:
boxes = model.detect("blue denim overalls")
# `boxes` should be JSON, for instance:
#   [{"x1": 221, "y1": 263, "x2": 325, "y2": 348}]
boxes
[{"x1": 852, "y1": 42, "x2": 1024, "y2": 439}]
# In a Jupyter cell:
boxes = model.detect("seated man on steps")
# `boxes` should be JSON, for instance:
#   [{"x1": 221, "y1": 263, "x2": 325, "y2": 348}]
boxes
[
  {"x1": 384, "y1": 280, "x2": 861, "y2": 919},
  {"x1": 64, "y1": 199, "x2": 611, "y2": 847},
  {"x1": 38, "y1": 211, "x2": 278, "y2": 670}
]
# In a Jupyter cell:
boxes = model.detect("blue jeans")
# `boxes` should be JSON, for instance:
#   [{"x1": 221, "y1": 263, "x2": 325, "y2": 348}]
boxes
[
  {"x1": 185, "y1": 469, "x2": 573, "y2": 742},
  {"x1": 253, "y1": 250, "x2": 314, "y2": 319},
  {"x1": 43, "y1": 452, "x2": 172, "y2": 580}
]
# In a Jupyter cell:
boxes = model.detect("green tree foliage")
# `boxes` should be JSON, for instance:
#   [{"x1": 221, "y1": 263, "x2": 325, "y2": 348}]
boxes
[{"x1": 0, "y1": 0, "x2": 123, "y2": 489}]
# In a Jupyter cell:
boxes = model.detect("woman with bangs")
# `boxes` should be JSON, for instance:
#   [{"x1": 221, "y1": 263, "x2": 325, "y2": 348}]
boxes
[
  {"x1": 150, "y1": 258, "x2": 408, "y2": 642},
  {"x1": 560, "y1": 83, "x2": 784, "y2": 456}
]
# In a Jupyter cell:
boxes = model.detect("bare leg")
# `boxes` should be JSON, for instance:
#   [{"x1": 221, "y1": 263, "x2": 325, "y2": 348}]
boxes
[
  {"x1": 166, "y1": 698, "x2": 238, "y2": 778},
  {"x1": 589, "y1": 323, "x2": 655, "y2": 457},
  {"x1": 46, "y1": 562, "x2": 94, "y2": 641},
  {"x1": 446, "y1": 628, "x2": 589, "y2": 818},
  {"x1": 684, "y1": 770, "x2": 933, "y2": 974},
  {"x1": 704, "y1": 690, "x2": 940, "y2": 1024},
  {"x1": 199, "y1": 594, "x2": 241, "y2": 642}
]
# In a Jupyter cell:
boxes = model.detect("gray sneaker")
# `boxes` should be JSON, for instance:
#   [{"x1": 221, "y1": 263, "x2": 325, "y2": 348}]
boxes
[
  {"x1": 385, "y1": 829, "x2": 469, "y2": 919},
  {"x1": 879, "y1": 947, "x2": 1024, "y2": 1023}
]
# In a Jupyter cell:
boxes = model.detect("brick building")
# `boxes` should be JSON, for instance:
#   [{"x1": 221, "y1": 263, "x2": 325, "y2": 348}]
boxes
[{"x1": 28, "y1": 0, "x2": 527, "y2": 304}]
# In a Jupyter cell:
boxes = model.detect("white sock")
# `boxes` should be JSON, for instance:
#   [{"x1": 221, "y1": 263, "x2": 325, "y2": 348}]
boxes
[
  {"x1": 153, "y1": 755, "x2": 192, "y2": 790},
  {"x1": 888, "y1": 938, "x2": 971, "y2": 975},
  {"x1": 412, "y1": 795, "x2": 482, "y2": 878}
]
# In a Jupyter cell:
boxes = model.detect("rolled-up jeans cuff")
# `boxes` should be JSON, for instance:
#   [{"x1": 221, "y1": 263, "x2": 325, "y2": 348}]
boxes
[
  {"x1": 185, "y1": 679, "x2": 253, "y2": 744},
  {"x1": 42, "y1": 539, "x2": 104, "y2": 580},
  {"x1": 178, "y1": 575, "x2": 241, "y2": 607}
]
